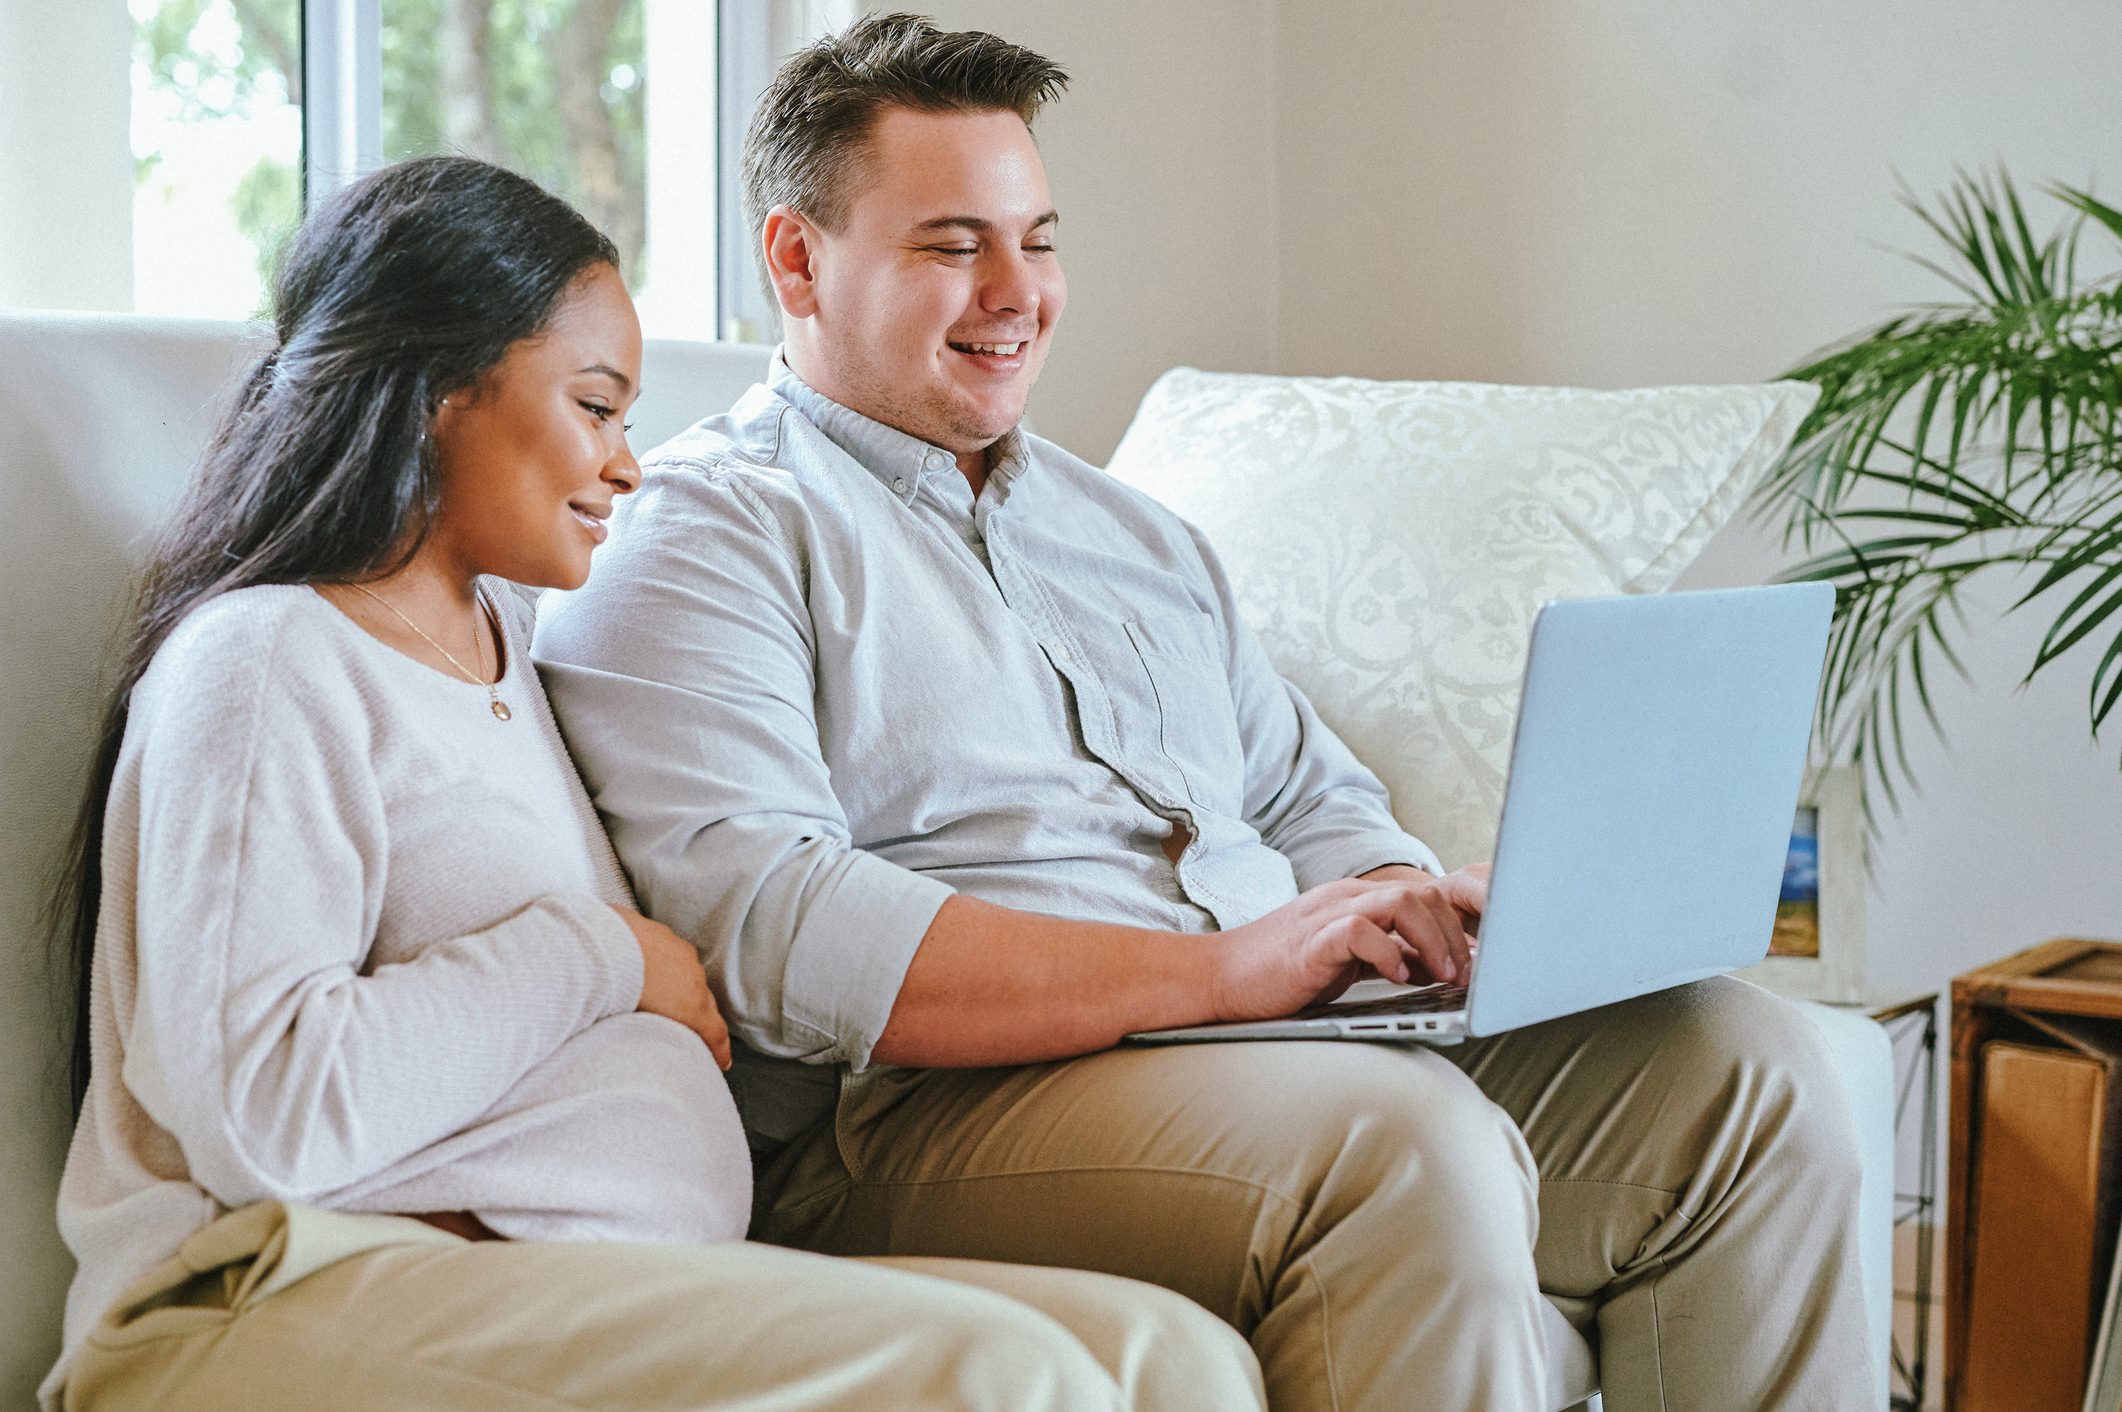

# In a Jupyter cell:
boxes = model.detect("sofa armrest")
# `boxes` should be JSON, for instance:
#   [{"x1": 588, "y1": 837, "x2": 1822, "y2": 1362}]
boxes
[{"x1": 1791, "y1": 1000, "x2": 1896, "y2": 1411}]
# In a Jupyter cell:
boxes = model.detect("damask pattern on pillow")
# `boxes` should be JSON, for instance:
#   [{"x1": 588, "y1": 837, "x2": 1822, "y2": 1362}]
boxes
[{"x1": 1105, "y1": 369, "x2": 1819, "y2": 869}]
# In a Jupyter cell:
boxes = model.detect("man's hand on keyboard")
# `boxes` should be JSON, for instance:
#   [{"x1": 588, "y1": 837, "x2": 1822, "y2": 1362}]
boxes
[{"x1": 1208, "y1": 863, "x2": 1490, "y2": 1023}]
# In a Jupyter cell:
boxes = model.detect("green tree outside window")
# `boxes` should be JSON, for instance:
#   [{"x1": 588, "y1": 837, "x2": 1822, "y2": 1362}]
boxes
[{"x1": 133, "y1": 0, "x2": 647, "y2": 297}]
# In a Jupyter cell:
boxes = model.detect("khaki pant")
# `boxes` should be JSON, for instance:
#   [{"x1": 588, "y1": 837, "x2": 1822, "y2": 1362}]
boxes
[
  {"x1": 65, "y1": 1200, "x2": 1265, "y2": 1412},
  {"x1": 757, "y1": 977, "x2": 1874, "y2": 1412}
]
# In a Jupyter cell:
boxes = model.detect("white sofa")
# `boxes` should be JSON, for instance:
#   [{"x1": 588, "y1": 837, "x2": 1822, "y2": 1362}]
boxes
[{"x1": 0, "y1": 309, "x2": 1893, "y2": 1411}]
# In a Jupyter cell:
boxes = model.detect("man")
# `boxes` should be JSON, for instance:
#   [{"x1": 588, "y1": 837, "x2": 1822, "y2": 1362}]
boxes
[{"x1": 535, "y1": 15, "x2": 1870, "y2": 1410}]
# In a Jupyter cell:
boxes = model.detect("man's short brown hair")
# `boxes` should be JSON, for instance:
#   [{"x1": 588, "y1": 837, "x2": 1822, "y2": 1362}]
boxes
[{"x1": 741, "y1": 13, "x2": 1069, "y2": 294}]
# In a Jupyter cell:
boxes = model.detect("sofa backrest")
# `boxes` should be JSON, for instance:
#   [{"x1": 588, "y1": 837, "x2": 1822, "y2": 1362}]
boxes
[{"x1": 0, "y1": 309, "x2": 770, "y2": 1409}]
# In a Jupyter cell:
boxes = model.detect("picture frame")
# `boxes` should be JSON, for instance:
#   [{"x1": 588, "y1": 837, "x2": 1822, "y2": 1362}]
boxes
[{"x1": 1735, "y1": 765, "x2": 1866, "y2": 1005}]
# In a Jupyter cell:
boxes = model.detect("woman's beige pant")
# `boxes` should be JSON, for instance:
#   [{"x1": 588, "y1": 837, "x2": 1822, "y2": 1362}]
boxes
[
  {"x1": 757, "y1": 977, "x2": 1877, "y2": 1412},
  {"x1": 63, "y1": 1201, "x2": 1265, "y2": 1412}
]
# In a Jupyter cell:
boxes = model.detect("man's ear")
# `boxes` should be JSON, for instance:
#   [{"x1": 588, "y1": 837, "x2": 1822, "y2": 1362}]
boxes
[{"x1": 763, "y1": 205, "x2": 822, "y2": 320}]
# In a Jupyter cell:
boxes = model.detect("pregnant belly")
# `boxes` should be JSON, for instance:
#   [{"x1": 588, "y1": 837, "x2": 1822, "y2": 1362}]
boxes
[{"x1": 334, "y1": 1013, "x2": 752, "y2": 1245}]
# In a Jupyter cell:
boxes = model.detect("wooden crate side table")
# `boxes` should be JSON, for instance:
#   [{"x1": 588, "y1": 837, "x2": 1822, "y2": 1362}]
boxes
[{"x1": 1949, "y1": 938, "x2": 2122, "y2": 1412}]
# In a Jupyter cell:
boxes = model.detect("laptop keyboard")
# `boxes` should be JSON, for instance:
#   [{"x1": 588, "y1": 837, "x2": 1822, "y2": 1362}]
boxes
[{"x1": 1298, "y1": 985, "x2": 1469, "y2": 1020}]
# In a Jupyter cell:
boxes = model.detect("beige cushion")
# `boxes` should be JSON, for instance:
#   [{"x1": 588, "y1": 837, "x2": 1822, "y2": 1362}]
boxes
[{"x1": 1105, "y1": 368, "x2": 1820, "y2": 870}]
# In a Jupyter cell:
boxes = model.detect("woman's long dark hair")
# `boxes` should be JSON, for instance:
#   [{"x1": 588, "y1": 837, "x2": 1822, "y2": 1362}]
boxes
[{"x1": 52, "y1": 157, "x2": 619, "y2": 1113}]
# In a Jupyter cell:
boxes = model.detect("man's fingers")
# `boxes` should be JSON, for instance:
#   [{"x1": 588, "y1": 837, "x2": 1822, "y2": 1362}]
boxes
[
  {"x1": 1311, "y1": 914, "x2": 1414, "y2": 985},
  {"x1": 1412, "y1": 887, "x2": 1471, "y2": 980},
  {"x1": 1398, "y1": 913, "x2": 1458, "y2": 984},
  {"x1": 1352, "y1": 885, "x2": 1459, "y2": 984},
  {"x1": 1440, "y1": 868, "x2": 1490, "y2": 916},
  {"x1": 1350, "y1": 877, "x2": 1477, "y2": 983}
]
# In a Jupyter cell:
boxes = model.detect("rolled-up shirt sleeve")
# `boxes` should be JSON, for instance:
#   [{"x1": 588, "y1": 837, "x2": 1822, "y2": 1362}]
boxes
[
  {"x1": 533, "y1": 463, "x2": 955, "y2": 1071},
  {"x1": 1188, "y1": 522, "x2": 1447, "y2": 888}
]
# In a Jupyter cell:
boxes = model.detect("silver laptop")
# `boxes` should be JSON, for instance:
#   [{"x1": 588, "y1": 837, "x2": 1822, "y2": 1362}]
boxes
[{"x1": 1125, "y1": 582, "x2": 1833, "y2": 1046}]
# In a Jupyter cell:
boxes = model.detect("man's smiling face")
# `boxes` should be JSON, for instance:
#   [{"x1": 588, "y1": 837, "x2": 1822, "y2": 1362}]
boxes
[{"x1": 770, "y1": 105, "x2": 1065, "y2": 456}]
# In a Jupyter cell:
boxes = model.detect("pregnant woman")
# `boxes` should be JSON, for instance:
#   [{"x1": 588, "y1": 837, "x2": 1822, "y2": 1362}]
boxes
[{"x1": 43, "y1": 156, "x2": 1260, "y2": 1412}]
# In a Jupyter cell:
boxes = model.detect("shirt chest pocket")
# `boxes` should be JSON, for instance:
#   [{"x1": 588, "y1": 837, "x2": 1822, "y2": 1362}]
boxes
[{"x1": 1122, "y1": 613, "x2": 1247, "y2": 815}]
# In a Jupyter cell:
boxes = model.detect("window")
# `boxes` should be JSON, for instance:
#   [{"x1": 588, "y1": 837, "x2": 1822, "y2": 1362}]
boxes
[
  {"x1": 377, "y1": 0, "x2": 649, "y2": 293},
  {"x1": 129, "y1": 0, "x2": 304, "y2": 320},
  {"x1": 110, "y1": 0, "x2": 841, "y2": 338},
  {"x1": 715, "y1": 0, "x2": 855, "y2": 342}
]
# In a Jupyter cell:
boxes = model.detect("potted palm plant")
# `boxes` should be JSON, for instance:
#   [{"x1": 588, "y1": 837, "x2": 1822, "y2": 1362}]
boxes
[{"x1": 1759, "y1": 172, "x2": 2122, "y2": 806}]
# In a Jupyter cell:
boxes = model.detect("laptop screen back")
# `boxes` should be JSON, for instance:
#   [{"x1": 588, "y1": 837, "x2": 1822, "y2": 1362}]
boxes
[{"x1": 1465, "y1": 583, "x2": 1832, "y2": 1037}]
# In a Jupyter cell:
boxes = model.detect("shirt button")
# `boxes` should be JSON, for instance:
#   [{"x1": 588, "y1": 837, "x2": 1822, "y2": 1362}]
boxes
[
  {"x1": 925, "y1": 451, "x2": 947, "y2": 469},
  {"x1": 892, "y1": 477, "x2": 909, "y2": 493},
  {"x1": 1050, "y1": 642, "x2": 1072, "y2": 662}
]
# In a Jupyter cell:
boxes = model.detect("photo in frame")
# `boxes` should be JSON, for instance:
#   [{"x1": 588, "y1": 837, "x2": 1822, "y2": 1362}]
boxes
[{"x1": 1735, "y1": 765, "x2": 1866, "y2": 1004}]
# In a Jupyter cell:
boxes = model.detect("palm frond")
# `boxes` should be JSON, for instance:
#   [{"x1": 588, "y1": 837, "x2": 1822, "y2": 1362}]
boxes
[
  {"x1": 2094, "y1": 633, "x2": 2122, "y2": 731},
  {"x1": 1754, "y1": 167, "x2": 2122, "y2": 805},
  {"x1": 2054, "y1": 183, "x2": 2122, "y2": 247}
]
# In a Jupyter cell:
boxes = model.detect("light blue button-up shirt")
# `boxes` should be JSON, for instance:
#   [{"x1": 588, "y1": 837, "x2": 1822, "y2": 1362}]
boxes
[{"x1": 534, "y1": 356, "x2": 1440, "y2": 1144}]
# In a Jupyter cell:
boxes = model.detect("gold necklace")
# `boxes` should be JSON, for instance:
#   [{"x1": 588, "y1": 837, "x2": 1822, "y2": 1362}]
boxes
[{"x1": 349, "y1": 582, "x2": 513, "y2": 721}]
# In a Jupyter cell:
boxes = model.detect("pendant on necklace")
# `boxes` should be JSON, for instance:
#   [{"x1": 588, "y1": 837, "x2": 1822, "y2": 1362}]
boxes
[{"x1": 491, "y1": 699, "x2": 512, "y2": 721}]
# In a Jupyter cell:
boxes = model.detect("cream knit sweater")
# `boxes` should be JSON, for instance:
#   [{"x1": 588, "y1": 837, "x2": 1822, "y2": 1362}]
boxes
[{"x1": 47, "y1": 581, "x2": 750, "y2": 1402}]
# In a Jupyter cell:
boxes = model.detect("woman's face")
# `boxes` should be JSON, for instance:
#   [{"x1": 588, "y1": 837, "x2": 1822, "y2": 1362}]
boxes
[{"x1": 429, "y1": 263, "x2": 645, "y2": 590}]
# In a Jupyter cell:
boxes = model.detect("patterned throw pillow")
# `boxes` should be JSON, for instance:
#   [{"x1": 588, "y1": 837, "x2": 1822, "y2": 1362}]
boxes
[{"x1": 1104, "y1": 368, "x2": 1820, "y2": 870}]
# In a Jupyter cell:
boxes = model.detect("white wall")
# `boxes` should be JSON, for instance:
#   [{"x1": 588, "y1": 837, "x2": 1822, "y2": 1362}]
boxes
[
  {"x1": 1268, "y1": 0, "x2": 2122, "y2": 1005},
  {"x1": 1275, "y1": 0, "x2": 2122, "y2": 390},
  {"x1": 0, "y1": 0, "x2": 132, "y2": 311},
  {"x1": 934, "y1": 0, "x2": 2122, "y2": 1009}
]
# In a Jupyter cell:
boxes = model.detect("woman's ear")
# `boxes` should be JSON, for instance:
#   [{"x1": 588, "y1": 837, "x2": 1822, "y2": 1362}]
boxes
[
  {"x1": 432, "y1": 376, "x2": 486, "y2": 427},
  {"x1": 763, "y1": 205, "x2": 821, "y2": 321},
  {"x1": 429, "y1": 385, "x2": 479, "y2": 459}
]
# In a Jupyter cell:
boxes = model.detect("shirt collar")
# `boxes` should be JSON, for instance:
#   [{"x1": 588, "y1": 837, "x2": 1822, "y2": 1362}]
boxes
[{"x1": 768, "y1": 349, "x2": 1029, "y2": 507}]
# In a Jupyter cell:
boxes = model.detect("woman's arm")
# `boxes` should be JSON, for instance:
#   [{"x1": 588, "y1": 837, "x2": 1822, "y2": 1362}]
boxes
[{"x1": 117, "y1": 608, "x2": 647, "y2": 1208}]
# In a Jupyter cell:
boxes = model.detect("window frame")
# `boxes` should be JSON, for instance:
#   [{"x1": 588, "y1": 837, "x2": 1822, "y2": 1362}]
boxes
[
  {"x1": 295, "y1": 0, "x2": 730, "y2": 341},
  {"x1": 300, "y1": 0, "x2": 381, "y2": 207}
]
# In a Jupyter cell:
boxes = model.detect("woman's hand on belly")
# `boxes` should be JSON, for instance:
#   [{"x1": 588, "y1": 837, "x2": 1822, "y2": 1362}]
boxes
[{"x1": 609, "y1": 903, "x2": 732, "y2": 1069}]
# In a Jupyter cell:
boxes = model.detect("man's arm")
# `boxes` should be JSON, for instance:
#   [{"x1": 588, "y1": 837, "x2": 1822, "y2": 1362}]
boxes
[
  {"x1": 1181, "y1": 521, "x2": 1450, "y2": 889},
  {"x1": 536, "y1": 465, "x2": 959, "y2": 1075},
  {"x1": 871, "y1": 870, "x2": 1484, "y2": 1067}
]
